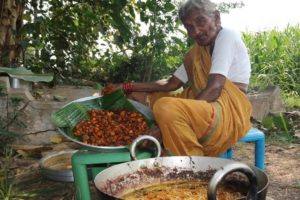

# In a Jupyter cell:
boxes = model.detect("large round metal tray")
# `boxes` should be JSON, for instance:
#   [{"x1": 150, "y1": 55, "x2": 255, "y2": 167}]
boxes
[{"x1": 57, "y1": 96, "x2": 154, "y2": 152}]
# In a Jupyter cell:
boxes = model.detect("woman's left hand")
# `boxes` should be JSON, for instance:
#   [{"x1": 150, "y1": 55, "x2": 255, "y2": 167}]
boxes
[{"x1": 101, "y1": 83, "x2": 122, "y2": 95}]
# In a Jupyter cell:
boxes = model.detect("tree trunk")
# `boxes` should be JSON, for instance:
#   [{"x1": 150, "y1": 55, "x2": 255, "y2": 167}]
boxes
[
  {"x1": 142, "y1": 55, "x2": 154, "y2": 82},
  {"x1": 0, "y1": 0, "x2": 25, "y2": 67}
]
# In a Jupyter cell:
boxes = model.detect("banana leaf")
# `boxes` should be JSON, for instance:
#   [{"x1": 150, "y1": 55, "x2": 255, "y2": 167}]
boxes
[
  {"x1": 51, "y1": 89, "x2": 155, "y2": 130},
  {"x1": 0, "y1": 67, "x2": 53, "y2": 82}
]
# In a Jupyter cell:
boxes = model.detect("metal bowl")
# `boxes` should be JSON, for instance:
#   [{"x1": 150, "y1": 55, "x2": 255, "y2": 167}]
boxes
[
  {"x1": 57, "y1": 96, "x2": 154, "y2": 152},
  {"x1": 39, "y1": 150, "x2": 77, "y2": 182}
]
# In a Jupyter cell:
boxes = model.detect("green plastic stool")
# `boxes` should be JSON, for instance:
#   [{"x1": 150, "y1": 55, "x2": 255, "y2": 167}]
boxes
[{"x1": 72, "y1": 149, "x2": 153, "y2": 200}]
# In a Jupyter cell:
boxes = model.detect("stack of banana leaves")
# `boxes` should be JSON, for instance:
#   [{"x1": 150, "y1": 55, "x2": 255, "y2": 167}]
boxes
[{"x1": 51, "y1": 90, "x2": 156, "y2": 147}]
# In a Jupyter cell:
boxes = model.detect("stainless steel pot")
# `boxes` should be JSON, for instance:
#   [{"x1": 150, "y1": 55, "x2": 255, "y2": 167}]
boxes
[
  {"x1": 39, "y1": 150, "x2": 78, "y2": 182},
  {"x1": 9, "y1": 77, "x2": 32, "y2": 91},
  {"x1": 94, "y1": 136, "x2": 269, "y2": 200}
]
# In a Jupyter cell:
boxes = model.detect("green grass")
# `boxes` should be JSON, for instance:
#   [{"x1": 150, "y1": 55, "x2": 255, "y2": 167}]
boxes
[
  {"x1": 244, "y1": 24, "x2": 300, "y2": 97},
  {"x1": 262, "y1": 112, "x2": 299, "y2": 145},
  {"x1": 284, "y1": 95, "x2": 300, "y2": 109},
  {"x1": 296, "y1": 181, "x2": 300, "y2": 189},
  {"x1": 266, "y1": 131, "x2": 297, "y2": 146}
]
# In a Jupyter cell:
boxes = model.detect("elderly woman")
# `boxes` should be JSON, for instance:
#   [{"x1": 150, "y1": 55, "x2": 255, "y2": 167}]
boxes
[{"x1": 105, "y1": 0, "x2": 252, "y2": 157}]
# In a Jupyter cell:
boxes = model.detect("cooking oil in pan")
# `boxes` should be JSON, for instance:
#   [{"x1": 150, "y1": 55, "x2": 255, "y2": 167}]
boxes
[{"x1": 121, "y1": 180, "x2": 243, "y2": 200}]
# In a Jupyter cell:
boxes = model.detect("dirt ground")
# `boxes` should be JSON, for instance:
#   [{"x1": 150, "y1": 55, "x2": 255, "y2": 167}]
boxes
[
  {"x1": 234, "y1": 142, "x2": 300, "y2": 200},
  {"x1": 2, "y1": 135, "x2": 298, "y2": 200}
]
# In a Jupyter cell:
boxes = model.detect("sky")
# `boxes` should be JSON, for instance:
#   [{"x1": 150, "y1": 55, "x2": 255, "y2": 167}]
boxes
[{"x1": 213, "y1": 0, "x2": 300, "y2": 32}]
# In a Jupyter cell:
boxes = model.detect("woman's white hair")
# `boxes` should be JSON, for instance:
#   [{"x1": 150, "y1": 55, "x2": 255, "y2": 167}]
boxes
[{"x1": 179, "y1": 0, "x2": 217, "y2": 21}]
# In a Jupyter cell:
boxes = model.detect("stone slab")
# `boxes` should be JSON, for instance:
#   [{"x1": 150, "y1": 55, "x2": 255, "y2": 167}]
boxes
[{"x1": 248, "y1": 86, "x2": 285, "y2": 120}]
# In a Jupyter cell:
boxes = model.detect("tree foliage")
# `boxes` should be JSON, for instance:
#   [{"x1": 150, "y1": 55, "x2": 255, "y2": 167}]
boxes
[
  {"x1": 17, "y1": 0, "x2": 185, "y2": 84},
  {"x1": 2, "y1": 0, "x2": 242, "y2": 85}
]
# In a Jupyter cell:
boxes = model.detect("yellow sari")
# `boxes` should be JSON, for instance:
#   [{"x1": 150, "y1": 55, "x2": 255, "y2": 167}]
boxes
[{"x1": 148, "y1": 44, "x2": 252, "y2": 156}]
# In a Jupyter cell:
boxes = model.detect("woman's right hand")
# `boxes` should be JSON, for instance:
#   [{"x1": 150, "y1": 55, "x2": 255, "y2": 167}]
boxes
[{"x1": 101, "y1": 83, "x2": 122, "y2": 95}]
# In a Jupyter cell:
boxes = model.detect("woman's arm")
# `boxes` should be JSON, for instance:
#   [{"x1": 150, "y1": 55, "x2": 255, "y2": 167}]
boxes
[
  {"x1": 131, "y1": 75, "x2": 184, "y2": 92},
  {"x1": 104, "y1": 75, "x2": 184, "y2": 94},
  {"x1": 195, "y1": 74, "x2": 226, "y2": 102}
]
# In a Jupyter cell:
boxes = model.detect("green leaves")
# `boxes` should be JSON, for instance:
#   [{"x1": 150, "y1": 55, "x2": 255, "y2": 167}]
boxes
[
  {"x1": 18, "y1": 0, "x2": 256, "y2": 85},
  {"x1": 164, "y1": 2, "x2": 176, "y2": 12},
  {"x1": 262, "y1": 113, "x2": 293, "y2": 133},
  {"x1": 261, "y1": 116, "x2": 274, "y2": 130},
  {"x1": 51, "y1": 102, "x2": 90, "y2": 128},
  {"x1": 261, "y1": 112, "x2": 297, "y2": 144},
  {"x1": 217, "y1": 2, "x2": 244, "y2": 13}
]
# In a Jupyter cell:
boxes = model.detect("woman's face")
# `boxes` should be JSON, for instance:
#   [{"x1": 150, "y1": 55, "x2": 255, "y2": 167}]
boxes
[{"x1": 182, "y1": 8, "x2": 220, "y2": 46}]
